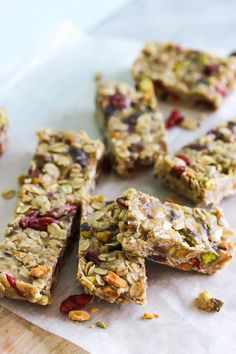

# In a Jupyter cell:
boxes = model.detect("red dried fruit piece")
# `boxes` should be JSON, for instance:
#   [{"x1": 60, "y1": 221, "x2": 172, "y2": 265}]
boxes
[
  {"x1": 204, "y1": 63, "x2": 218, "y2": 75},
  {"x1": 20, "y1": 212, "x2": 59, "y2": 231},
  {"x1": 6, "y1": 273, "x2": 16, "y2": 287},
  {"x1": 185, "y1": 143, "x2": 208, "y2": 151},
  {"x1": 216, "y1": 86, "x2": 228, "y2": 97},
  {"x1": 175, "y1": 154, "x2": 191, "y2": 165},
  {"x1": 166, "y1": 109, "x2": 183, "y2": 129},
  {"x1": 116, "y1": 197, "x2": 128, "y2": 208},
  {"x1": 109, "y1": 93, "x2": 131, "y2": 109},
  {"x1": 6, "y1": 273, "x2": 23, "y2": 297},
  {"x1": 170, "y1": 165, "x2": 186, "y2": 178},
  {"x1": 85, "y1": 251, "x2": 101, "y2": 266},
  {"x1": 190, "y1": 257, "x2": 200, "y2": 269},
  {"x1": 60, "y1": 294, "x2": 93, "y2": 314}
]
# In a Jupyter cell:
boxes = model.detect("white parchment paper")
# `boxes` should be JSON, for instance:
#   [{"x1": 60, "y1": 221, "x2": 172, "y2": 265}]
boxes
[{"x1": 0, "y1": 23, "x2": 236, "y2": 354}]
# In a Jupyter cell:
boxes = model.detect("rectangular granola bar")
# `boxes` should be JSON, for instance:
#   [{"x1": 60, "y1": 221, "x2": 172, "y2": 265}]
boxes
[
  {"x1": 114, "y1": 189, "x2": 234, "y2": 275},
  {"x1": 0, "y1": 129, "x2": 104, "y2": 304},
  {"x1": 0, "y1": 109, "x2": 9, "y2": 156},
  {"x1": 132, "y1": 42, "x2": 236, "y2": 109},
  {"x1": 155, "y1": 119, "x2": 236, "y2": 205},
  {"x1": 95, "y1": 80, "x2": 167, "y2": 176},
  {"x1": 77, "y1": 195, "x2": 146, "y2": 304}
]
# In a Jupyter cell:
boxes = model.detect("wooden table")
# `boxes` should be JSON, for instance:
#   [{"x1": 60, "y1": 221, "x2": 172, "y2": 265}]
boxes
[{"x1": 0, "y1": 305, "x2": 87, "y2": 354}]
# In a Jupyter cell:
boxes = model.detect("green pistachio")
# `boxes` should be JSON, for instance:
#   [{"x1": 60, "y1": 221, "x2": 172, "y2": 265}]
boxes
[{"x1": 201, "y1": 252, "x2": 218, "y2": 265}]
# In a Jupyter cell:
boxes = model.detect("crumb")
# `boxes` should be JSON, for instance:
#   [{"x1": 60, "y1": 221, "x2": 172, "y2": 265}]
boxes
[
  {"x1": 89, "y1": 307, "x2": 99, "y2": 314},
  {"x1": 18, "y1": 174, "x2": 26, "y2": 186},
  {"x1": 180, "y1": 116, "x2": 199, "y2": 131},
  {"x1": 94, "y1": 73, "x2": 103, "y2": 82},
  {"x1": 194, "y1": 290, "x2": 223, "y2": 312},
  {"x1": 1, "y1": 189, "x2": 16, "y2": 200},
  {"x1": 68, "y1": 310, "x2": 90, "y2": 322},
  {"x1": 165, "y1": 195, "x2": 183, "y2": 205},
  {"x1": 142, "y1": 312, "x2": 160, "y2": 320},
  {"x1": 96, "y1": 321, "x2": 108, "y2": 329}
]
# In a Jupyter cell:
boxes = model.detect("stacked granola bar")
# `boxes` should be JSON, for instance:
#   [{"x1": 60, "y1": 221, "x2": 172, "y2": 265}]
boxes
[
  {"x1": 0, "y1": 129, "x2": 104, "y2": 304},
  {"x1": 95, "y1": 80, "x2": 167, "y2": 176},
  {"x1": 0, "y1": 109, "x2": 9, "y2": 156},
  {"x1": 155, "y1": 119, "x2": 236, "y2": 205}
]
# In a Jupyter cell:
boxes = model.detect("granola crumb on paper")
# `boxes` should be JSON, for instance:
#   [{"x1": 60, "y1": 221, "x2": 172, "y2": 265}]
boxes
[
  {"x1": 194, "y1": 290, "x2": 224, "y2": 312},
  {"x1": 94, "y1": 73, "x2": 103, "y2": 82},
  {"x1": 165, "y1": 195, "x2": 183, "y2": 205},
  {"x1": 68, "y1": 310, "x2": 91, "y2": 322},
  {"x1": 89, "y1": 307, "x2": 99, "y2": 314},
  {"x1": 142, "y1": 312, "x2": 160, "y2": 320},
  {"x1": 96, "y1": 321, "x2": 108, "y2": 329},
  {"x1": 1, "y1": 189, "x2": 16, "y2": 200}
]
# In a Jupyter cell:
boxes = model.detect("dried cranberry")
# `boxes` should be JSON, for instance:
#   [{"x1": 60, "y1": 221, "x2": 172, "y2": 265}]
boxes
[
  {"x1": 69, "y1": 148, "x2": 88, "y2": 168},
  {"x1": 166, "y1": 109, "x2": 183, "y2": 129},
  {"x1": 6, "y1": 274, "x2": 23, "y2": 297},
  {"x1": 216, "y1": 86, "x2": 228, "y2": 97},
  {"x1": 60, "y1": 294, "x2": 93, "y2": 314},
  {"x1": 28, "y1": 167, "x2": 41, "y2": 178},
  {"x1": 190, "y1": 257, "x2": 200, "y2": 269},
  {"x1": 6, "y1": 274, "x2": 16, "y2": 287},
  {"x1": 204, "y1": 63, "x2": 218, "y2": 75},
  {"x1": 170, "y1": 165, "x2": 186, "y2": 178},
  {"x1": 20, "y1": 212, "x2": 59, "y2": 231},
  {"x1": 185, "y1": 143, "x2": 208, "y2": 151},
  {"x1": 109, "y1": 93, "x2": 130, "y2": 109},
  {"x1": 175, "y1": 154, "x2": 191, "y2": 165},
  {"x1": 85, "y1": 251, "x2": 101, "y2": 266},
  {"x1": 116, "y1": 197, "x2": 128, "y2": 208}
]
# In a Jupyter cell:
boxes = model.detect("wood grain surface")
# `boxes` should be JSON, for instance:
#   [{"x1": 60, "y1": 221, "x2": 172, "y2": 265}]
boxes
[{"x1": 0, "y1": 305, "x2": 88, "y2": 354}]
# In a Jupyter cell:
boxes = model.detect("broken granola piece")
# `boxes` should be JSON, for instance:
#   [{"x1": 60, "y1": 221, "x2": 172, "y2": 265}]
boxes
[
  {"x1": 95, "y1": 80, "x2": 167, "y2": 176},
  {"x1": 155, "y1": 118, "x2": 236, "y2": 205},
  {"x1": 77, "y1": 195, "x2": 147, "y2": 304},
  {"x1": 132, "y1": 42, "x2": 236, "y2": 109},
  {"x1": 0, "y1": 129, "x2": 104, "y2": 305},
  {"x1": 194, "y1": 290, "x2": 224, "y2": 312},
  {"x1": 113, "y1": 189, "x2": 235, "y2": 275},
  {"x1": 0, "y1": 109, "x2": 9, "y2": 156}
]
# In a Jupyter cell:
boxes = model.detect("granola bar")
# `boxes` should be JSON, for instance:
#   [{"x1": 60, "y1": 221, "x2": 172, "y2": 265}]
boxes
[
  {"x1": 77, "y1": 195, "x2": 146, "y2": 304},
  {"x1": 114, "y1": 189, "x2": 234, "y2": 275},
  {"x1": 95, "y1": 80, "x2": 167, "y2": 176},
  {"x1": 155, "y1": 119, "x2": 236, "y2": 205},
  {"x1": 0, "y1": 109, "x2": 9, "y2": 156},
  {"x1": 132, "y1": 42, "x2": 236, "y2": 109},
  {"x1": 0, "y1": 129, "x2": 104, "y2": 304}
]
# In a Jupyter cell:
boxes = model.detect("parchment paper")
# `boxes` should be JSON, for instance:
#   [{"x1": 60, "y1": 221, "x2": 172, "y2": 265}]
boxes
[{"x1": 0, "y1": 23, "x2": 236, "y2": 354}]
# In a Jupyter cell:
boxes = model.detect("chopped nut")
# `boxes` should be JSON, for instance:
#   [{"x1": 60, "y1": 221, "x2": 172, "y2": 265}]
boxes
[
  {"x1": 1, "y1": 189, "x2": 16, "y2": 200},
  {"x1": 194, "y1": 290, "x2": 223, "y2": 312},
  {"x1": 96, "y1": 321, "x2": 108, "y2": 329},
  {"x1": 143, "y1": 312, "x2": 160, "y2": 320},
  {"x1": 29, "y1": 265, "x2": 50, "y2": 278},
  {"x1": 104, "y1": 271, "x2": 128, "y2": 288},
  {"x1": 68, "y1": 310, "x2": 90, "y2": 322}
]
